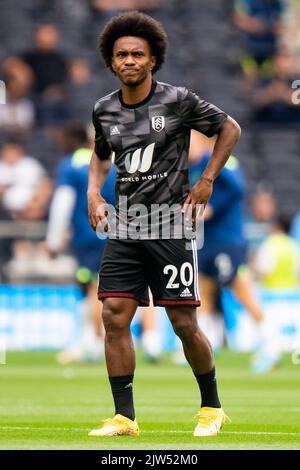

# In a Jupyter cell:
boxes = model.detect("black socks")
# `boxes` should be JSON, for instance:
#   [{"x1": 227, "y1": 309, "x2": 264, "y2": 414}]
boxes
[
  {"x1": 109, "y1": 368, "x2": 220, "y2": 420},
  {"x1": 109, "y1": 375, "x2": 135, "y2": 421},
  {"x1": 194, "y1": 367, "x2": 221, "y2": 408}
]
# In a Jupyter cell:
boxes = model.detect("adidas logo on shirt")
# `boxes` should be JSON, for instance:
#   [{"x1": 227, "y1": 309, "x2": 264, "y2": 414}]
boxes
[
  {"x1": 180, "y1": 287, "x2": 192, "y2": 297},
  {"x1": 110, "y1": 126, "x2": 120, "y2": 135}
]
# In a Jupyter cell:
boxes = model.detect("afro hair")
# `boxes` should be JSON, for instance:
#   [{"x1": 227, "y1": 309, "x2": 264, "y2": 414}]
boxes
[{"x1": 98, "y1": 10, "x2": 168, "y2": 74}]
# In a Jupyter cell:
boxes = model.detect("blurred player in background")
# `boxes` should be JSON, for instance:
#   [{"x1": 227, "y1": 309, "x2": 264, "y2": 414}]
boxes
[
  {"x1": 188, "y1": 131, "x2": 263, "y2": 351},
  {"x1": 255, "y1": 216, "x2": 300, "y2": 290},
  {"x1": 138, "y1": 301, "x2": 162, "y2": 363},
  {"x1": 87, "y1": 11, "x2": 240, "y2": 437},
  {"x1": 46, "y1": 123, "x2": 116, "y2": 363},
  {"x1": 253, "y1": 215, "x2": 300, "y2": 372},
  {"x1": 290, "y1": 210, "x2": 300, "y2": 247},
  {"x1": 246, "y1": 187, "x2": 277, "y2": 262}
]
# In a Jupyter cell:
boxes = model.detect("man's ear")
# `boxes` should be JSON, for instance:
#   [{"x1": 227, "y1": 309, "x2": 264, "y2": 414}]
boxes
[
  {"x1": 111, "y1": 58, "x2": 116, "y2": 72},
  {"x1": 150, "y1": 56, "x2": 156, "y2": 71}
]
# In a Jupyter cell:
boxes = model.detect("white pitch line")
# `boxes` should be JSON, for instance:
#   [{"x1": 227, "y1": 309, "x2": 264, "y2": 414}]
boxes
[
  {"x1": 219, "y1": 431, "x2": 300, "y2": 436},
  {"x1": 0, "y1": 426, "x2": 87, "y2": 432},
  {"x1": 0, "y1": 426, "x2": 299, "y2": 436},
  {"x1": 144, "y1": 431, "x2": 300, "y2": 436}
]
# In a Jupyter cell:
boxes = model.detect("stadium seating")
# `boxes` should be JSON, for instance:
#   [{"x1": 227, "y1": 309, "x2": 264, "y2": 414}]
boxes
[{"x1": 1, "y1": 0, "x2": 300, "y2": 240}]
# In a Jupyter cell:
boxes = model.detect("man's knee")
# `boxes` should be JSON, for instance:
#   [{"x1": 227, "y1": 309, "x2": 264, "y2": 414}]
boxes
[
  {"x1": 173, "y1": 320, "x2": 198, "y2": 342},
  {"x1": 167, "y1": 307, "x2": 198, "y2": 342},
  {"x1": 102, "y1": 298, "x2": 133, "y2": 334}
]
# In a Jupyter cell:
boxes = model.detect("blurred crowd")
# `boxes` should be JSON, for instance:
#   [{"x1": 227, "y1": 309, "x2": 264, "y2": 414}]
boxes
[
  {"x1": 0, "y1": 0, "x2": 299, "y2": 291},
  {"x1": 234, "y1": 0, "x2": 300, "y2": 123},
  {"x1": 0, "y1": 0, "x2": 300, "y2": 275},
  {"x1": 0, "y1": 0, "x2": 300, "y2": 368}
]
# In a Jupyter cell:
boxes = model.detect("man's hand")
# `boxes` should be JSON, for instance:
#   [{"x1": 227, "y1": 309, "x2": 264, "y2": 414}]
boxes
[
  {"x1": 183, "y1": 176, "x2": 213, "y2": 221},
  {"x1": 88, "y1": 192, "x2": 110, "y2": 232},
  {"x1": 44, "y1": 242, "x2": 59, "y2": 259}
]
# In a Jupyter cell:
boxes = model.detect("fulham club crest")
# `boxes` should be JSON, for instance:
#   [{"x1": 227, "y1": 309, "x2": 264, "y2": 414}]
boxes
[{"x1": 152, "y1": 116, "x2": 165, "y2": 132}]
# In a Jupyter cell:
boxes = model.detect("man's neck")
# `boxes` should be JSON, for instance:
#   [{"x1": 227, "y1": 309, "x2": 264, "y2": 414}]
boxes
[{"x1": 120, "y1": 75, "x2": 153, "y2": 105}]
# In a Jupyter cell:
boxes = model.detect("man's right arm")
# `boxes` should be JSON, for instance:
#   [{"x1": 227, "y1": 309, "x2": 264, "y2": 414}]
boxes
[{"x1": 87, "y1": 151, "x2": 111, "y2": 231}]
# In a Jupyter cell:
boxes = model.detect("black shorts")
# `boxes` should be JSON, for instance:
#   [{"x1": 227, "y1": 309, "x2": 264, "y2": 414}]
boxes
[
  {"x1": 98, "y1": 238, "x2": 201, "y2": 307},
  {"x1": 198, "y1": 242, "x2": 247, "y2": 286}
]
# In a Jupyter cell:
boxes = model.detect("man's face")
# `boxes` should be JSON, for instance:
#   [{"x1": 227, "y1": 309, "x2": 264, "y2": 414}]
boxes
[
  {"x1": 36, "y1": 25, "x2": 58, "y2": 52},
  {"x1": 1, "y1": 144, "x2": 23, "y2": 165},
  {"x1": 111, "y1": 36, "x2": 156, "y2": 87}
]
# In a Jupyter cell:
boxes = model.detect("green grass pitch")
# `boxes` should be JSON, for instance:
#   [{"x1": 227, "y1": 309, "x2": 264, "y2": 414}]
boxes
[{"x1": 0, "y1": 349, "x2": 299, "y2": 450}]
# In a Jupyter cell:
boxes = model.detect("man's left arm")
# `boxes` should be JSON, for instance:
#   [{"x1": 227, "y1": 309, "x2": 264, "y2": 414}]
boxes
[
  {"x1": 184, "y1": 116, "x2": 241, "y2": 214},
  {"x1": 46, "y1": 160, "x2": 76, "y2": 255}
]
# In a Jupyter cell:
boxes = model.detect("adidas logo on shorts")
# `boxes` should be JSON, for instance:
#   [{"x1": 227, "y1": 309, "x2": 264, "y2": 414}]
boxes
[
  {"x1": 110, "y1": 126, "x2": 120, "y2": 135},
  {"x1": 180, "y1": 287, "x2": 192, "y2": 297}
]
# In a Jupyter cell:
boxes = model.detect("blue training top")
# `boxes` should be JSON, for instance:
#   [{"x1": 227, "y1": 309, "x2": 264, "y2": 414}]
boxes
[
  {"x1": 56, "y1": 148, "x2": 116, "y2": 249},
  {"x1": 189, "y1": 153, "x2": 246, "y2": 249}
]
